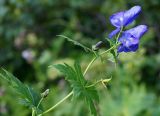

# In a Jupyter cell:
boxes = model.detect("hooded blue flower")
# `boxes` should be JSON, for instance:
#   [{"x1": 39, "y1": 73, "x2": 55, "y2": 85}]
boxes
[
  {"x1": 117, "y1": 25, "x2": 148, "y2": 53},
  {"x1": 109, "y1": 6, "x2": 141, "y2": 38}
]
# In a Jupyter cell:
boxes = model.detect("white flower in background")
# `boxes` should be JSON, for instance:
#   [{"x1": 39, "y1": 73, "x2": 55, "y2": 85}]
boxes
[{"x1": 22, "y1": 49, "x2": 35, "y2": 63}]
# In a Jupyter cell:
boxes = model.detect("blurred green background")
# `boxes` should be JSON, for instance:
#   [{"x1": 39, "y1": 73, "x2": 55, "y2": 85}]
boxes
[{"x1": 0, "y1": 0, "x2": 160, "y2": 116}]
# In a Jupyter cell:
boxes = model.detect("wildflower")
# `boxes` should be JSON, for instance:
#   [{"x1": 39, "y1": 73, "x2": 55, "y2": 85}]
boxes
[
  {"x1": 109, "y1": 6, "x2": 141, "y2": 38},
  {"x1": 117, "y1": 25, "x2": 148, "y2": 52}
]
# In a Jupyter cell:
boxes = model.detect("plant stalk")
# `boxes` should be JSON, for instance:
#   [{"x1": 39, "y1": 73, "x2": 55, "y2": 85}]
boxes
[
  {"x1": 32, "y1": 108, "x2": 36, "y2": 116},
  {"x1": 39, "y1": 91, "x2": 73, "y2": 116},
  {"x1": 39, "y1": 42, "x2": 119, "y2": 115},
  {"x1": 37, "y1": 97, "x2": 44, "y2": 109}
]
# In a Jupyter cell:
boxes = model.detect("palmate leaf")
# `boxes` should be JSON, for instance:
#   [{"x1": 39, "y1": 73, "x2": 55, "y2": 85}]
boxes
[
  {"x1": 52, "y1": 61, "x2": 99, "y2": 116},
  {"x1": 0, "y1": 69, "x2": 42, "y2": 113}
]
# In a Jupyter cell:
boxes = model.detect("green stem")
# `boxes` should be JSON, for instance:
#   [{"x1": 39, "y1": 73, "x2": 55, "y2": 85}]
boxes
[
  {"x1": 84, "y1": 43, "x2": 120, "y2": 76},
  {"x1": 32, "y1": 108, "x2": 36, "y2": 116},
  {"x1": 37, "y1": 97, "x2": 44, "y2": 109},
  {"x1": 115, "y1": 26, "x2": 123, "y2": 66},
  {"x1": 39, "y1": 91, "x2": 73, "y2": 116},
  {"x1": 116, "y1": 26, "x2": 123, "y2": 44},
  {"x1": 83, "y1": 57, "x2": 97, "y2": 76},
  {"x1": 100, "y1": 43, "x2": 120, "y2": 55},
  {"x1": 86, "y1": 79, "x2": 102, "y2": 88},
  {"x1": 39, "y1": 40, "x2": 120, "y2": 116},
  {"x1": 39, "y1": 57, "x2": 99, "y2": 115}
]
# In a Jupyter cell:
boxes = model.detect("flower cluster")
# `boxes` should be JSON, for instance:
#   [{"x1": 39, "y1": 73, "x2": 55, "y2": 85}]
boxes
[{"x1": 109, "y1": 6, "x2": 148, "y2": 53}]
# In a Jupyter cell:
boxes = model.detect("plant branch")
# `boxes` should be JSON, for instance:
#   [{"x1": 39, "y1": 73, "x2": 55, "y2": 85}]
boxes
[
  {"x1": 37, "y1": 97, "x2": 44, "y2": 109},
  {"x1": 32, "y1": 108, "x2": 36, "y2": 116},
  {"x1": 83, "y1": 57, "x2": 97, "y2": 76},
  {"x1": 39, "y1": 91, "x2": 73, "y2": 116},
  {"x1": 100, "y1": 43, "x2": 120, "y2": 55},
  {"x1": 39, "y1": 39, "x2": 120, "y2": 115},
  {"x1": 116, "y1": 26, "x2": 123, "y2": 44},
  {"x1": 85, "y1": 79, "x2": 102, "y2": 88}
]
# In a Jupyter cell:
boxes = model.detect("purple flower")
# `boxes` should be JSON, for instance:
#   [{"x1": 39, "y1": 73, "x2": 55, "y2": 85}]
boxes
[
  {"x1": 117, "y1": 25, "x2": 148, "y2": 53},
  {"x1": 109, "y1": 6, "x2": 141, "y2": 38}
]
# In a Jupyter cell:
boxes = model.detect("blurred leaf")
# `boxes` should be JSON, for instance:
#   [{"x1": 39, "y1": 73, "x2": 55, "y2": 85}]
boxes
[{"x1": 0, "y1": 69, "x2": 43, "y2": 114}]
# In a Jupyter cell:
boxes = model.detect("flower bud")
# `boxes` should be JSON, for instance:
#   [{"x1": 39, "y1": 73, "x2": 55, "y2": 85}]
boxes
[
  {"x1": 41, "y1": 89, "x2": 50, "y2": 98},
  {"x1": 92, "y1": 41, "x2": 103, "y2": 51}
]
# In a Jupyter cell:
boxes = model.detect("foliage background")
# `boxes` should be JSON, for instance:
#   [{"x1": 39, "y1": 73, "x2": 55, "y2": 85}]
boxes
[{"x1": 0, "y1": 0, "x2": 160, "y2": 116}]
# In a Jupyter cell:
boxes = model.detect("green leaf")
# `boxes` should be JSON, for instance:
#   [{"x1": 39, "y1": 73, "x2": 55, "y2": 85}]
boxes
[
  {"x1": 57, "y1": 35, "x2": 93, "y2": 53},
  {"x1": 0, "y1": 68, "x2": 43, "y2": 113},
  {"x1": 52, "y1": 61, "x2": 99, "y2": 116}
]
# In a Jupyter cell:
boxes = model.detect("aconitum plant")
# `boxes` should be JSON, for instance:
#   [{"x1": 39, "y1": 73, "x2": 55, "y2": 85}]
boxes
[
  {"x1": 0, "y1": 6, "x2": 147, "y2": 116},
  {"x1": 109, "y1": 5, "x2": 147, "y2": 52}
]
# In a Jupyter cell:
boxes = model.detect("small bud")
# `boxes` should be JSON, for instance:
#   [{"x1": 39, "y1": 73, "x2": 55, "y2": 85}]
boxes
[
  {"x1": 102, "y1": 78, "x2": 112, "y2": 83},
  {"x1": 41, "y1": 89, "x2": 50, "y2": 98},
  {"x1": 92, "y1": 41, "x2": 103, "y2": 51}
]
